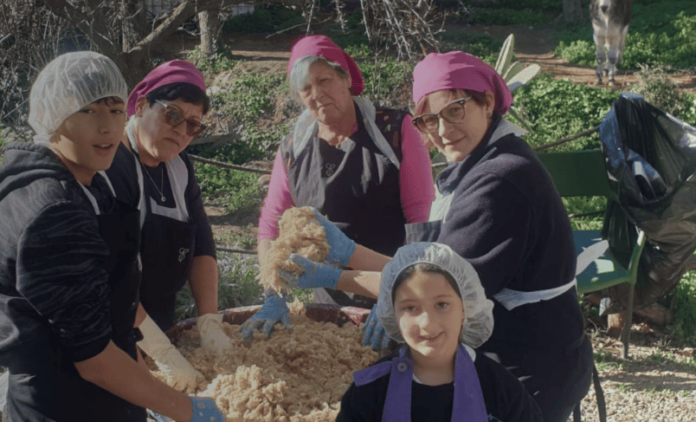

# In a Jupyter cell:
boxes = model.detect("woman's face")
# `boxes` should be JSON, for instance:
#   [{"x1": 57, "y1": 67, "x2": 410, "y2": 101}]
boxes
[
  {"x1": 52, "y1": 99, "x2": 126, "y2": 184},
  {"x1": 419, "y1": 90, "x2": 494, "y2": 163},
  {"x1": 394, "y1": 271, "x2": 465, "y2": 364},
  {"x1": 134, "y1": 97, "x2": 204, "y2": 166},
  {"x1": 298, "y1": 62, "x2": 353, "y2": 126}
]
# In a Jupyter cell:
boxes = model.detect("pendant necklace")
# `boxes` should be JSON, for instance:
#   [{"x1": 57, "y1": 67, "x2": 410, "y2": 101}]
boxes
[{"x1": 143, "y1": 164, "x2": 167, "y2": 202}]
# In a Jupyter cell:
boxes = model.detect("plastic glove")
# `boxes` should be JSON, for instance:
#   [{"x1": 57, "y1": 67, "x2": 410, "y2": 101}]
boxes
[
  {"x1": 310, "y1": 208, "x2": 356, "y2": 266},
  {"x1": 238, "y1": 291, "x2": 292, "y2": 340},
  {"x1": 197, "y1": 313, "x2": 233, "y2": 351},
  {"x1": 362, "y1": 306, "x2": 390, "y2": 351},
  {"x1": 278, "y1": 254, "x2": 342, "y2": 290},
  {"x1": 189, "y1": 397, "x2": 225, "y2": 422},
  {"x1": 138, "y1": 314, "x2": 206, "y2": 392}
]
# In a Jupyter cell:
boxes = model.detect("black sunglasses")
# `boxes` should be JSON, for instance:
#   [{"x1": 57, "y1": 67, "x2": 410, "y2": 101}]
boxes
[{"x1": 155, "y1": 100, "x2": 206, "y2": 137}]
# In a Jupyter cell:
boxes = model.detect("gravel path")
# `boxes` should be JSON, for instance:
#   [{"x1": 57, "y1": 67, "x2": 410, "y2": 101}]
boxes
[{"x1": 577, "y1": 327, "x2": 696, "y2": 422}]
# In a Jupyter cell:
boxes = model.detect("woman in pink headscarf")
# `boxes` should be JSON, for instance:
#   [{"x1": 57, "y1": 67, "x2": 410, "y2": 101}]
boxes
[
  {"x1": 239, "y1": 35, "x2": 434, "y2": 341},
  {"x1": 282, "y1": 52, "x2": 593, "y2": 422},
  {"x1": 105, "y1": 61, "x2": 233, "y2": 393}
]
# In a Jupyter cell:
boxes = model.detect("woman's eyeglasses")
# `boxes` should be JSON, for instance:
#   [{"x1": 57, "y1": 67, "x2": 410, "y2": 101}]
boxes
[
  {"x1": 155, "y1": 100, "x2": 206, "y2": 137},
  {"x1": 413, "y1": 97, "x2": 472, "y2": 134}
]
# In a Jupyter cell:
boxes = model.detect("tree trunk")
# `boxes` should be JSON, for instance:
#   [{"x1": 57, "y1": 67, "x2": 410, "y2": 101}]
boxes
[
  {"x1": 563, "y1": 0, "x2": 583, "y2": 22},
  {"x1": 199, "y1": 3, "x2": 221, "y2": 54}
]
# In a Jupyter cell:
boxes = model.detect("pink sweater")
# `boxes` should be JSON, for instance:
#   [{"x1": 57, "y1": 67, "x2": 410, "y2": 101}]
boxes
[{"x1": 258, "y1": 114, "x2": 435, "y2": 240}]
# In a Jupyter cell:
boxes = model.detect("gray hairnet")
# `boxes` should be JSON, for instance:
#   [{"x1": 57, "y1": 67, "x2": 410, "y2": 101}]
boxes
[
  {"x1": 28, "y1": 51, "x2": 128, "y2": 144},
  {"x1": 376, "y1": 242, "x2": 494, "y2": 349}
]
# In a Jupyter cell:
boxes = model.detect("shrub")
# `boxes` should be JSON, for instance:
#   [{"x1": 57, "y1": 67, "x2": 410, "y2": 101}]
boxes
[
  {"x1": 221, "y1": 4, "x2": 303, "y2": 35},
  {"x1": 468, "y1": 8, "x2": 551, "y2": 26},
  {"x1": 511, "y1": 74, "x2": 620, "y2": 150},
  {"x1": 631, "y1": 65, "x2": 693, "y2": 119},
  {"x1": 666, "y1": 271, "x2": 696, "y2": 345},
  {"x1": 187, "y1": 46, "x2": 235, "y2": 77},
  {"x1": 174, "y1": 253, "x2": 263, "y2": 322},
  {"x1": 461, "y1": 0, "x2": 561, "y2": 12}
]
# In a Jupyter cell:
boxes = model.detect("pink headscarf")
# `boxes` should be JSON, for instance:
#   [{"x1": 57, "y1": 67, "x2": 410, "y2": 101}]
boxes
[
  {"x1": 288, "y1": 35, "x2": 364, "y2": 96},
  {"x1": 412, "y1": 52, "x2": 512, "y2": 116},
  {"x1": 127, "y1": 60, "x2": 207, "y2": 116}
]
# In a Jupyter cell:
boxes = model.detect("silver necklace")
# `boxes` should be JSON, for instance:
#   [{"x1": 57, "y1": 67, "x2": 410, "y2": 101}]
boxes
[{"x1": 142, "y1": 164, "x2": 167, "y2": 202}]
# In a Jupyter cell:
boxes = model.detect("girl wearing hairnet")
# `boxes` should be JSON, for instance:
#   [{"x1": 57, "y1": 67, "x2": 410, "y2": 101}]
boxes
[
  {"x1": 281, "y1": 51, "x2": 592, "y2": 422},
  {"x1": 0, "y1": 52, "x2": 223, "y2": 422},
  {"x1": 336, "y1": 243, "x2": 541, "y2": 422}
]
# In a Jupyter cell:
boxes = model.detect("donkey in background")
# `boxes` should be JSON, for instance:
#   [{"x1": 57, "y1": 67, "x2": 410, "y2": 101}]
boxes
[{"x1": 590, "y1": 0, "x2": 633, "y2": 84}]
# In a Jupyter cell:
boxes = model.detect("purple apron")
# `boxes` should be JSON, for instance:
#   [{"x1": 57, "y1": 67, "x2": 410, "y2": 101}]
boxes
[{"x1": 353, "y1": 344, "x2": 488, "y2": 421}]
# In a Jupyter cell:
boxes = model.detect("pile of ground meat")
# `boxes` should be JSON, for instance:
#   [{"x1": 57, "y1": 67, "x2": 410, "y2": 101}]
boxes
[
  {"x1": 258, "y1": 206, "x2": 330, "y2": 292},
  {"x1": 166, "y1": 311, "x2": 377, "y2": 422}
]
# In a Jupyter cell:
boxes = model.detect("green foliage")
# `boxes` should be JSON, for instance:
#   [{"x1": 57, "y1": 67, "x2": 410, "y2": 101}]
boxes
[
  {"x1": 563, "y1": 197, "x2": 606, "y2": 231},
  {"x1": 175, "y1": 254, "x2": 263, "y2": 322},
  {"x1": 439, "y1": 30, "x2": 502, "y2": 67},
  {"x1": 327, "y1": 12, "x2": 370, "y2": 50},
  {"x1": 631, "y1": 65, "x2": 695, "y2": 120},
  {"x1": 512, "y1": 74, "x2": 620, "y2": 150},
  {"x1": 556, "y1": 39, "x2": 596, "y2": 65},
  {"x1": 556, "y1": 4, "x2": 696, "y2": 70},
  {"x1": 593, "y1": 350, "x2": 626, "y2": 371},
  {"x1": 197, "y1": 72, "x2": 288, "y2": 163},
  {"x1": 359, "y1": 58, "x2": 413, "y2": 108},
  {"x1": 221, "y1": 4, "x2": 303, "y2": 35},
  {"x1": 194, "y1": 163, "x2": 263, "y2": 214},
  {"x1": 469, "y1": 8, "x2": 551, "y2": 26},
  {"x1": 462, "y1": 0, "x2": 561, "y2": 12},
  {"x1": 666, "y1": 271, "x2": 696, "y2": 345},
  {"x1": 187, "y1": 46, "x2": 235, "y2": 76}
]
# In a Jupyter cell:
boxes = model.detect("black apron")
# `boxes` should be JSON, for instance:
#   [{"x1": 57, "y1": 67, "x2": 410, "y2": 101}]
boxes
[
  {"x1": 281, "y1": 105, "x2": 407, "y2": 308},
  {"x1": 6, "y1": 184, "x2": 146, "y2": 422},
  {"x1": 135, "y1": 158, "x2": 196, "y2": 332},
  {"x1": 403, "y1": 122, "x2": 593, "y2": 422}
]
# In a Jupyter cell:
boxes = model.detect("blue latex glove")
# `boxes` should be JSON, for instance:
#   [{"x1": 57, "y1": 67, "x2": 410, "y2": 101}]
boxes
[
  {"x1": 238, "y1": 291, "x2": 292, "y2": 340},
  {"x1": 190, "y1": 397, "x2": 225, "y2": 421},
  {"x1": 362, "y1": 306, "x2": 390, "y2": 351},
  {"x1": 278, "y1": 254, "x2": 342, "y2": 290},
  {"x1": 311, "y1": 208, "x2": 356, "y2": 266}
]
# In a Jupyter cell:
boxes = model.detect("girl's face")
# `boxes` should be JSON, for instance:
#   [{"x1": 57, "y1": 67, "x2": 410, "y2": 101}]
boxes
[
  {"x1": 52, "y1": 98, "x2": 126, "y2": 185},
  {"x1": 298, "y1": 62, "x2": 353, "y2": 127},
  {"x1": 134, "y1": 97, "x2": 204, "y2": 167},
  {"x1": 419, "y1": 90, "x2": 494, "y2": 163},
  {"x1": 394, "y1": 271, "x2": 465, "y2": 364}
]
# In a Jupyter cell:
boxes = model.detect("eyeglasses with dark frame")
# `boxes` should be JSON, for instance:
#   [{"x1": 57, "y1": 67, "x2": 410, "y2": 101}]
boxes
[
  {"x1": 155, "y1": 100, "x2": 206, "y2": 137},
  {"x1": 412, "y1": 97, "x2": 472, "y2": 134}
]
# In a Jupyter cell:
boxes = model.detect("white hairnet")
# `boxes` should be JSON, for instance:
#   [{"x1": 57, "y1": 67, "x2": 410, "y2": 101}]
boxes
[
  {"x1": 376, "y1": 242, "x2": 494, "y2": 349},
  {"x1": 28, "y1": 51, "x2": 128, "y2": 144}
]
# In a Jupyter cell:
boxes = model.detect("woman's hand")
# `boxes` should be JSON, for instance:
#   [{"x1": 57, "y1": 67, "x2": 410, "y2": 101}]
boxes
[
  {"x1": 279, "y1": 254, "x2": 342, "y2": 290},
  {"x1": 188, "y1": 397, "x2": 225, "y2": 422},
  {"x1": 238, "y1": 291, "x2": 292, "y2": 340},
  {"x1": 311, "y1": 208, "x2": 356, "y2": 266},
  {"x1": 362, "y1": 306, "x2": 390, "y2": 351},
  {"x1": 197, "y1": 313, "x2": 233, "y2": 351}
]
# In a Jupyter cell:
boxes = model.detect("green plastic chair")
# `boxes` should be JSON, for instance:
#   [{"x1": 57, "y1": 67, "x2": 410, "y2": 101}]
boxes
[{"x1": 537, "y1": 150, "x2": 648, "y2": 358}]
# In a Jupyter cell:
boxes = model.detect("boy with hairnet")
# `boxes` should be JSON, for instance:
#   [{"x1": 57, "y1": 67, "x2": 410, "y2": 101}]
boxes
[
  {"x1": 336, "y1": 243, "x2": 542, "y2": 422},
  {"x1": 0, "y1": 52, "x2": 223, "y2": 422}
]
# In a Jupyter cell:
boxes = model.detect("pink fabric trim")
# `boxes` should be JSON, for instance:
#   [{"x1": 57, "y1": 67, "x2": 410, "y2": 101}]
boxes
[
  {"x1": 399, "y1": 114, "x2": 435, "y2": 223},
  {"x1": 258, "y1": 150, "x2": 293, "y2": 240},
  {"x1": 257, "y1": 115, "x2": 435, "y2": 241}
]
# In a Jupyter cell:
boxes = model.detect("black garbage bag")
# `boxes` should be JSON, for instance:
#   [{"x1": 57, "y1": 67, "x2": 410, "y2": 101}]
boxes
[{"x1": 599, "y1": 92, "x2": 696, "y2": 314}]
